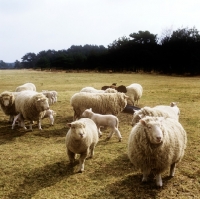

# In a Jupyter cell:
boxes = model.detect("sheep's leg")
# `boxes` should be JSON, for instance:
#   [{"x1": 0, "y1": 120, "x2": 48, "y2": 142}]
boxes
[
  {"x1": 170, "y1": 162, "x2": 176, "y2": 176},
  {"x1": 49, "y1": 115, "x2": 54, "y2": 125},
  {"x1": 155, "y1": 173, "x2": 163, "y2": 187},
  {"x1": 37, "y1": 119, "x2": 42, "y2": 130},
  {"x1": 67, "y1": 149, "x2": 76, "y2": 165},
  {"x1": 88, "y1": 144, "x2": 95, "y2": 158},
  {"x1": 78, "y1": 151, "x2": 88, "y2": 173},
  {"x1": 11, "y1": 114, "x2": 20, "y2": 129},
  {"x1": 29, "y1": 122, "x2": 33, "y2": 131},
  {"x1": 114, "y1": 128, "x2": 122, "y2": 142},
  {"x1": 98, "y1": 126, "x2": 103, "y2": 137},
  {"x1": 142, "y1": 168, "x2": 151, "y2": 182}
]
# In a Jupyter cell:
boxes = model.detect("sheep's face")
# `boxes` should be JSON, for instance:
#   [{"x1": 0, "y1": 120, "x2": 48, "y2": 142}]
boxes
[
  {"x1": 68, "y1": 122, "x2": 86, "y2": 140},
  {"x1": 0, "y1": 94, "x2": 13, "y2": 106},
  {"x1": 132, "y1": 110, "x2": 144, "y2": 126},
  {"x1": 36, "y1": 98, "x2": 50, "y2": 111},
  {"x1": 82, "y1": 108, "x2": 92, "y2": 118},
  {"x1": 140, "y1": 119, "x2": 163, "y2": 144}
]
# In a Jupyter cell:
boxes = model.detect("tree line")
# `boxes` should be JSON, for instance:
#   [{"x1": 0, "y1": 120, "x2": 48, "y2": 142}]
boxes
[{"x1": 13, "y1": 26, "x2": 200, "y2": 75}]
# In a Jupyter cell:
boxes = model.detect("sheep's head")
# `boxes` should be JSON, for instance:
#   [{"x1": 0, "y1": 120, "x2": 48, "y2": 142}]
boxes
[
  {"x1": 82, "y1": 108, "x2": 93, "y2": 118},
  {"x1": 68, "y1": 121, "x2": 87, "y2": 140},
  {"x1": 140, "y1": 117, "x2": 164, "y2": 144},
  {"x1": 132, "y1": 109, "x2": 144, "y2": 126},
  {"x1": 36, "y1": 97, "x2": 50, "y2": 111},
  {"x1": 0, "y1": 92, "x2": 14, "y2": 106}
]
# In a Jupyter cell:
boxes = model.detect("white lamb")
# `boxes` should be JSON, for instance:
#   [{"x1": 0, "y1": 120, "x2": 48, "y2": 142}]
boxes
[
  {"x1": 42, "y1": 90, "x2": 58, "y2": 104},
  {"x1": 70, "y1": 92, "x2": 128, "y2": 120},
  {"x1": 126, "y1": 83, "x2": 143, "y2": 106},
  {"x1": 13, "y1": 90, "x2": 50, "y2": 130},
  {"x1": 132, "y1": 102, "x2": 180, "y2": 126},
  {"x1": 15, "y1": 83, "x2": 36, "y2": 92},
  {"x1": 128, "y1": 116, "x2": 187, "y2": 187},
  {"x1": 66, "y1": 118, "x2": 99, "y2": 173},
  {"x1": 82, "y1": 108, "x2": 122, "y2": 142}
]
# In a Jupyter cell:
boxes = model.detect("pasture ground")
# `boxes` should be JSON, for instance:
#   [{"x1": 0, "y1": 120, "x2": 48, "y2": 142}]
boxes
[{"x1": 0, "y1": 70, "x2": 200, "y2": 199}]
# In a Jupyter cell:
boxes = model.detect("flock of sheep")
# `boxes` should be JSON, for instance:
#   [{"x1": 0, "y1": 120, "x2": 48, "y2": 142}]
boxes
[{"x1": 0, "y1": 82, "x2": 187, "y2": 187}]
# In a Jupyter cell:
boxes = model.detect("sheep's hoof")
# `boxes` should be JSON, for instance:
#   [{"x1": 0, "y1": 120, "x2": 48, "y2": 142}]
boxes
[
  {"x1": 77, "y1": 170, "x2": 83, "y2": 173},
  {"x1": 118, "y1": 138, "x2": 122, "y2": 142}
]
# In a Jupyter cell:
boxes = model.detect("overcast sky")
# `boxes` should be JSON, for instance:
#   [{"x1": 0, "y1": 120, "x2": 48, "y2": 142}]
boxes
[{"x1": 0, "y1": 0, "x2": 199, "y2": 62}]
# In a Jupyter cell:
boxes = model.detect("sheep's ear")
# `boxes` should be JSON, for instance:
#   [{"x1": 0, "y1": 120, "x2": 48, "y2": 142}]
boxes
[
  {"x1": 67, "y1": 123, "x2": 72, "y2": 127},
  {"x1": 89, "y1": 108, "x2": 92, "y2": 111},
  {"x1": 124, "y1": 95, "x2": 129, "y2": 99},
  {"x1": 140, "y1": 119, "x2": 146, "y2": 126}
]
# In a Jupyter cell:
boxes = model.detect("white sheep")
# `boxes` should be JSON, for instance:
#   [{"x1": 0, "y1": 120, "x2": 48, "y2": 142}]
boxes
[
  {"x1": 70, "y1": 92, "x2": 128, "y2": 120},
  {"x1": 0, "y1": 91, "x2": 19, "y2": 122},
  {"x1": 66, "y1": 118, "x2": 99, "y2": 172},
  {"x1": 80, "y1": 87, "x2": 117, "y2": 93},
  {"x1": 12, "y1": 109, "x2": 56, "y2": 129},
  {"x1": 15, "y1": 83, "x2": 36, "y2": 92},
  {"x1": 128, "y1": 116, "x2": 187, "y2": 187},
  {"x1": 13, "y1": 90, "x2": 50, "y2": 130},
  {"x1": 126, "y1": 83, "x2": 143, "y2": 106},
  {"x1": 82, "y1": 108, "x2": 122, "y2": 142},
  {"x1": 42, "y1": 90, "x2": 58, "y2": 104},
  {"x1": 132, "y1": 102, "x2": 180, "y2": 126}
]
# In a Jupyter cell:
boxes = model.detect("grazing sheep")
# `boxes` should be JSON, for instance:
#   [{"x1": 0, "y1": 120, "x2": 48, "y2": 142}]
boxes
[
  {"x1": 66, "y1": 118, "x2": 99, "y2": 172},
  {"x1": 42, "y1": 90, "x2": 58, "y2": 104},
  {"x1": 15, "y1": 83, "x2": 36, "y2": 92},
  {"x1": 132, "y1": 103, "x2": 180, "y2": 126},
  {"x1": 101, "y1": 83, "x2": 127, "y2": 93},
  {"x1": 0, "y1": 91, "x2": 19, "y2": 122},
  {"x1": 13, "y1": 90, "x2": 50, "y2": 130},
  {"x1": 128, "y1": 116, "x2": 187, "y2": 187},
  {"x1": 126, "y1": 83, "x2": 143, "y2": 105},
  {"x1": 82, "y1": 108, "x2": 122, "y2": 142},
  {"x1": 12, "y1": 109, "x2": 56, "y2": 129},
  {"x1": 80, "y1": 87, "x2": 117, "y2": 93},
  {"x1": 70, "y1": 92, "x2": 128, "y2": 120}
]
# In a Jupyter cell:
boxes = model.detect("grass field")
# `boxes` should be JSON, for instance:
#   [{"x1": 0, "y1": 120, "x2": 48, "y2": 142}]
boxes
[{"x1": 0, "y1": 69, "x2": 200, "y2": 199}]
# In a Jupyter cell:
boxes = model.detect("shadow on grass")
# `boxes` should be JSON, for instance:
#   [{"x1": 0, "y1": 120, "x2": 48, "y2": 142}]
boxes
[
  {"x1": 87, "y1": 154, "x2": 175, "y2": 199},
  {"x1": 7, "y1": 160, "x2": 78, "y2": 199}
]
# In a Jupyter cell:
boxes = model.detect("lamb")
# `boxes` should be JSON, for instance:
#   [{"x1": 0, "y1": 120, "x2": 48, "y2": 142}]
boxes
[
  {"x1": 42, "y1": 90, "x2": 58, "y2": 104},
  {"x1": 66, "y1": 118, "x2": 99, "y2": 172},
  {"x1": 132, "y1": 102, "x2": 180, "y2": 126},
  {"x1": 80, "y1": 87, "x2": 117, "y2": 93},
  {"x1": 128, "y1": 116, "x2": 187, "y2": 187},
  {"x1": 12, "y1": 109, "x2": 56, "y2": 129},
  {"x1": 13, "y1": 90, "x2": 50, "y2": 130},
  {"x1": 15, "y1": 83, "x2": 36, "y2": 92},
  {"x1": 82, "y1": 108, "x2": 122, "y2": 142},
  {"x1": 126, "y1": 83, "x2": 143, "y2": 105},
  {"x1": 70, "y1": 92, "x2": 128, "y2": 120},
  {"x1": 0, "y1": 91, "x2": 19, "y2": 122}
]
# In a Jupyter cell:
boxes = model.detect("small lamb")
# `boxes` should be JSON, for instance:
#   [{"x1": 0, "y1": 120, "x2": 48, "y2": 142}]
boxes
[
  {"x1": 82, "y1": 108, "x2": 122, "y2": 142},
  {"x1": 66, "y1": 118, "x2": 99, "y2": 173}
]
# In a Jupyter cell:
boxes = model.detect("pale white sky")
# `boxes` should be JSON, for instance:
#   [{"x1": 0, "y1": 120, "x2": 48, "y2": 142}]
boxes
[{"x1": 0, "y1": 0, "x2": 199, "y2": 62}]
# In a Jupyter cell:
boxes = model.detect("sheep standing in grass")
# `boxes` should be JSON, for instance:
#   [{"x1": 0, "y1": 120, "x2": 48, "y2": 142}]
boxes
[
  {"x1": 15, "y1": 83, "x2": 36, "y2": 92},
  {"x1": 0, "y1": 91, "x2": 19, "y2": 122},
  {"x1": 128, "y1": 116, "x2": 187, "y2": 187},
  {"x1": 82, "y1": 108, "x2": 122, "y2": 142},
  {"x1": 132, "y1": 102, "x2": 180, "y2": 126},
  {"x1": 14, "y1": 90, "x2": 50, "y2": 130},
  {"x1": 42, "y1": 90, "x2": 58, "y2": 104},
  {"x1": 66, "y1": 118, "x2": 99, "y2": 172},
  {"x1": 126, "y1": 83, "x2": 143, "y2": 106},
  {"x1": 70, "y1": 92, "x2": 128, "y2": 120}
]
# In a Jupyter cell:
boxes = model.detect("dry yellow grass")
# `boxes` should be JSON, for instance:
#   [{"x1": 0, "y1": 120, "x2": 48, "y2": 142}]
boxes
[{"x1": 0, "y1": 70, "x2": 200, "y2": 199}]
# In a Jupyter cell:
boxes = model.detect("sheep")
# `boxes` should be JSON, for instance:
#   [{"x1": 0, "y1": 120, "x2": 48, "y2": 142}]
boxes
[
  {"x1": 80, "y1": 87, "x2": 117, "y2": 93},
  {"x1": 126, "y1": 83, "x2": 143, "y2": 105},
  {"x1": 70, "y1": 92, "x2": 128, "y2": 120},
  {"x1": 15, "y1": 83, "x2": 36, "y2": 92},
  {"x1": 42, "y1": 90, "x2": 58, "y2": 104},
  {"x1": 82, "y1": 108, "x2": 122, "y2": 142},
  {"x1": 101, "y1": 83, "x2": 127, "y2": 93},
  {"x1": 0, "y1": 91, "x2": 19, "y2": 122},
  {"x1": 13, "y1": 90, "x2": 50, "y2": 130},
  {"x1": 11, "y1": 109, "x2": 56, "y2": 129},
  {"x1": 128, "y1": 116, "x2": 187, "y2": 187},
  {"x1": 66, "y1": 118, "x2": 99, "y2": 173},
  {"x1": 132, "y1": 103, "x2": 180, "y2": 126}
]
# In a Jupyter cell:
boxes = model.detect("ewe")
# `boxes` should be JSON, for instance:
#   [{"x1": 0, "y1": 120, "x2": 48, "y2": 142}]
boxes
[{"x1": 128, "y1": 116, "x2": 187, "y2": 187}]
